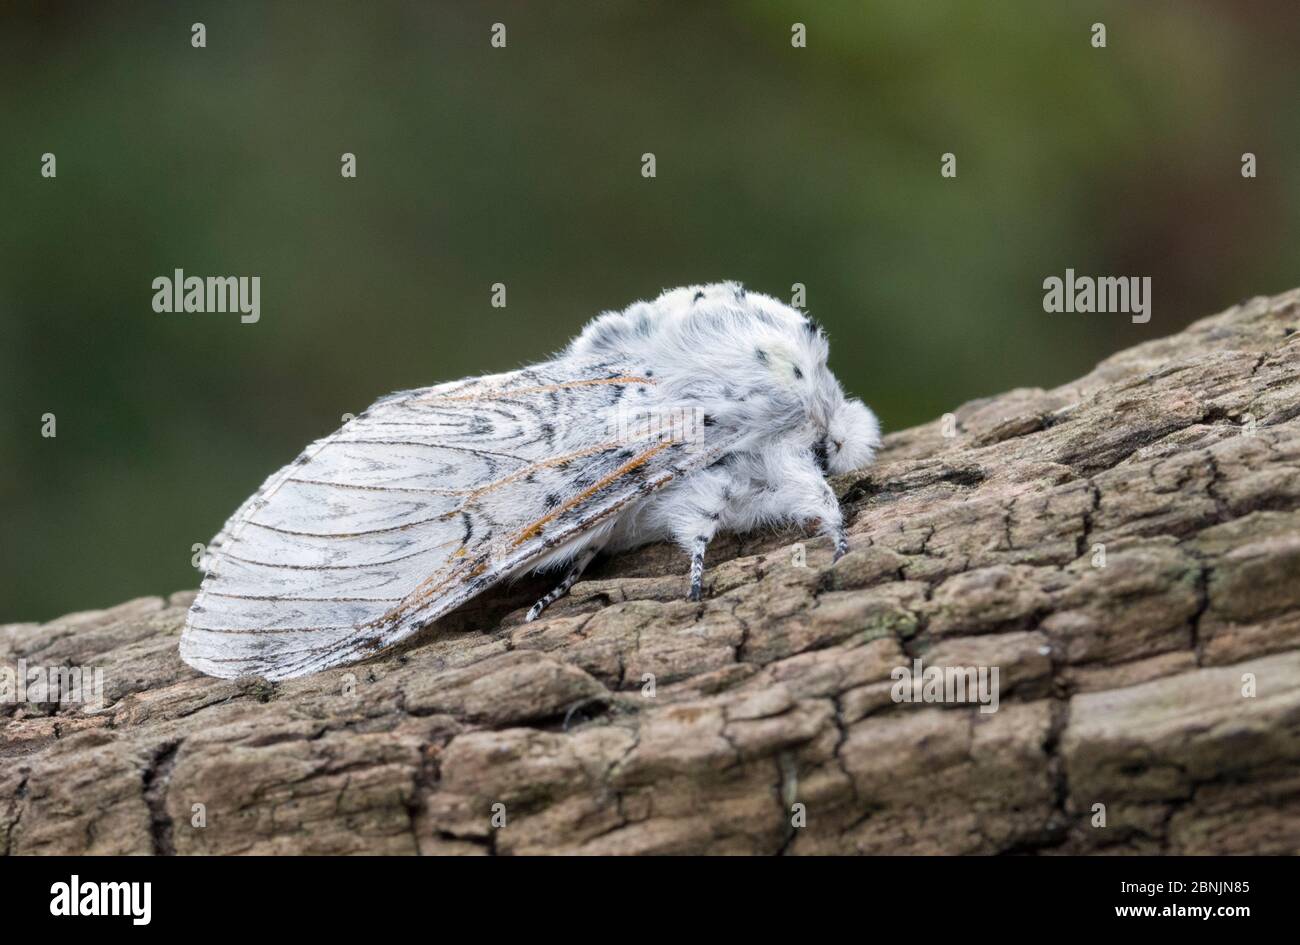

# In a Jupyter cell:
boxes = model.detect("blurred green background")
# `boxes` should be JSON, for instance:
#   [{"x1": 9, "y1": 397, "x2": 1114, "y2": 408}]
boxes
[{"x1": 3, "y1": 1, "x2": 1298, "y2": 622}]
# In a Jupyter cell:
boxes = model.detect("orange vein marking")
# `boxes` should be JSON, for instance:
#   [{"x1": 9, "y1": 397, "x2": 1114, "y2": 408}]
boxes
[
  {"x1": 511, "y1": 440, "x2": 673, "y2": 547},
  {"x1": 460, "y1": 441, "x2": 619, "y2": 504}
]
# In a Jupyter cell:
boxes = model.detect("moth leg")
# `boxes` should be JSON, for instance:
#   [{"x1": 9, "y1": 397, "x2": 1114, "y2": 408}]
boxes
[
  {"x1": 800, "y1": 453, "x2": 849, "y2": 562},
  {"x1": 811, "y1": 480, "x2": 849, "y2": 562},
  {"x1": 751, "y1": 450, "x2": 848, "y2": 561},
  {"x1": 526, "y1": 546, "x2": 599, "y2": 622},
  {"x1": 670, "y1": 476, "x2": 731, "y2": 603},
  {"x1": 687, "y1": 532, "x2": 710, "y2": 602},
  {"x1": 831, "y1": 521, "x2": 849, "y2": 562}
]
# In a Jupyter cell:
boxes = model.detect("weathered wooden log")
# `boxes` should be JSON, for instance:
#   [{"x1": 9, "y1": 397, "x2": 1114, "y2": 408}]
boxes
[{"x1": 4, "y1": 289, "x2": 1300, "y2": 854}]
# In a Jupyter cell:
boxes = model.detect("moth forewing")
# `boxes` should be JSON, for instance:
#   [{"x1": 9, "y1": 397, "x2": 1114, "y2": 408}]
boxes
[{"x1": 180, "y1": 359, "x2": 719, "y2": 680}]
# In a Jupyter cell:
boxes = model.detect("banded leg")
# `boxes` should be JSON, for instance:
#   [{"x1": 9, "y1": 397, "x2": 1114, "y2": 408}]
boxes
[
  {"x1": 526, "y1": 547, "x2": 599, "y2": 622},
  {"x1": 665, "y1": 469, "x2": 733, "y2": 604},
  {"x1": 687, "y1": 533, "x2": 709, "y2": 602},
  {"x1": 832, "y1": 523, "x2": 848, "y2": 562}
]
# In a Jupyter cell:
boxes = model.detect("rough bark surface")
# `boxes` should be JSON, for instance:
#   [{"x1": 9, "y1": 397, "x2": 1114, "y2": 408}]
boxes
[{"x1": 5, "y1": 290, "x2": 1300, "y2": 855}]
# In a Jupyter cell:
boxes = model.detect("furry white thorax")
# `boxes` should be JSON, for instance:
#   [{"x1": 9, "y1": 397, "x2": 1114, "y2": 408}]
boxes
[{"x1": 542, "y1": 281, "x2": 881, "y2": 568}]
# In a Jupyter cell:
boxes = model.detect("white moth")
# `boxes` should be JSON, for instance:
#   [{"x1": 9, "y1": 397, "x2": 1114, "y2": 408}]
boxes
[{"x1": 181, "y1": 283, "x2": 881, "y2": 680}]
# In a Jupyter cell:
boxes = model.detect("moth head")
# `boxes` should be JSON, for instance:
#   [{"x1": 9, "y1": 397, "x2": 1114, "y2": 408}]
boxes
[
  {"x1": 725, "y1": 294, "x2": 880, "y2": 475},
  {"x1": 820, "y1": 397, "x2": 881, "y2": 475}
]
